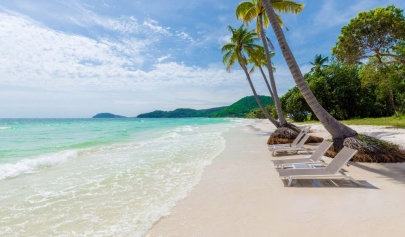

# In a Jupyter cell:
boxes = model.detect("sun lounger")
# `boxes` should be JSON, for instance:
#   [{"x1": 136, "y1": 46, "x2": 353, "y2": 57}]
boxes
[
  {"x1": 277, "y1": 147, "x2": 362, "y2": 187},
  {"x1": 270, "y1": 126, "x2": 310, "y2": 149},
  {"x1": 268, "y1": 134, "x2": 311, "y2": 155},
  {"x1": 272, "y1": 140, "x2": 333, "y2": 168}
]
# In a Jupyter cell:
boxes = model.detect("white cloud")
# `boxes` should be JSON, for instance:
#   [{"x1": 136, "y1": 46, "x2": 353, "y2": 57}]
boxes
[
  {"x1": 217, "y1": 34, "x2": 231, "y2": 45},
  {"x1": 0, "y1": 11, "x2": 242, "y2": 92},
  {"x1": 142, "y1": 18, "x2": 172, "y2": 36},
  {"x1": 176, "y1": 31, "x2": 194, "y2": 42},
  {"x1": 157, "y1": 54, "x2": 171, "y2": 62}
]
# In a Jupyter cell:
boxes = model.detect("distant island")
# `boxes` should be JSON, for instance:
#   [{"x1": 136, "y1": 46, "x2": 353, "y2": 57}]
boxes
[
  {"x1": 92, "y1": 96, "x2": 274, "y2": 118},
  {"x1": 92, "y1": 113, "x2": 126, "y2": 118},
  {"x1": 137, "y1": 96, "x2": 274, "y2": 118}
]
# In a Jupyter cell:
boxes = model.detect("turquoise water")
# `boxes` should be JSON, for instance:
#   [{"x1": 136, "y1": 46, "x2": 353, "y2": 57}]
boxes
[{"x1": 0, "y1": 118, "x2": 249, "y2": 236}]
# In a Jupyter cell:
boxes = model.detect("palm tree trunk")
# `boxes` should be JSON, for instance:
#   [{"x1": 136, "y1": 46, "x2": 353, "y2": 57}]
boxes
[
  {"x1": 262, "y1": 0, "x2": 357, "y2": 140},
  {"x1": 258, "y1": 14, "x2": 287, "y2": 126},
  {"x1": 258, "y1": 65, "x2": 275, "y2": 99},
  {"x1": 241, "y1": 63, "x2": 280, "y2": 127}
]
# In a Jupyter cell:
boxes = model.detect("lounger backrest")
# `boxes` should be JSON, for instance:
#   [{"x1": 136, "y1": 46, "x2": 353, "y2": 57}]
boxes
[
  {"x1": 309, "y1": 140, "x2": 333, "y2": 161},
  {"x1": 302, "y1": 126, "x2": 310, "y2": 133},
  {"x1": 291, "y1": 130, "x2": 305, "y2": 146},
  {"x1": 325, "y1": 147, "x2": 358, "y2": 174},
  {"x1": 293, "y1": 134, "x2": 310, "y2": 148}
]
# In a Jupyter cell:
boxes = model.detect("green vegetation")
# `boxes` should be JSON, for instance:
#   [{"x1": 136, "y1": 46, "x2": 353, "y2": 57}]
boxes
[
  {"x1": 246, "y1": 105, "x2": 277, "y2": 119},
  {"x1": 332, "y1": 5, "x2": 405, "y2": 116},
  {"x1": 340, "y1": 116, "x2": 405, "y2": 128},
  {"x1": 211, "y1": 95, "x2": 274, "y2": 118},
  {"x1": 282, "y1": 6, "x2": 405, "y2": 123},
  {"x1": 297, "y1": 116, "x2": 405, "y2": 128},
  {"x1": 136, "y1": 96, "x2": 274, "y2": 118},
  {"x1": 281, "y1": 60, "x2": 394, "y2": 121},
  {"x1": 332, "y1": 5, "x2": 405, "y2": 65},
  {"x1": 136, "y1": 107, "x2": 226, "y2": 118}
]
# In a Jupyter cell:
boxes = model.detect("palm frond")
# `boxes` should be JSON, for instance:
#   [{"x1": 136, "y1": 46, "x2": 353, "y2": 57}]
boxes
[
  {"x1": 249, "y1": 66, "x2": 255, "y2": 74},
  {"x1": 243, "y1": 7, "x2": 259, "y2": 25},
  {"x1": 272, "y1": 1, "x2": 304, "y2": 14},
  {"x1": 236, "y1": 2, "x2": 254, "y2": 20},
  {"x1": 265, "y1": 34, "x2": 276, "y2": 52},
  {"x1": 221, "y1": 24, "x2": 262, "y2": 72}
]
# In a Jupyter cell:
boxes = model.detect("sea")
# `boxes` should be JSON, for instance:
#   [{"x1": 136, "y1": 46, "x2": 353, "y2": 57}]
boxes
[{"x1": 0, "y1": 118, "x2": 250, "y2": 236}]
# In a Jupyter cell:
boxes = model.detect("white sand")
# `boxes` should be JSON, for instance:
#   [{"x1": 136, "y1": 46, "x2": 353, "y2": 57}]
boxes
[{"x1": 147, "y1": 120, "x2": 405, "y2": 237}]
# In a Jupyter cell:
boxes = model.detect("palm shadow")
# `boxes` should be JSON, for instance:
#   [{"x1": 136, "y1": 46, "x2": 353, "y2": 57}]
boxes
[{"x1": 349, "y1": 162, "x2": 405, "y2": 185}]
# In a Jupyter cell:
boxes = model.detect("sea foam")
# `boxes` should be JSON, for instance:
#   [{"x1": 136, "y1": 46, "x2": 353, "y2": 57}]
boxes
[{"x1": 0, "y1": 150, "x2": 78, "y2": 180}]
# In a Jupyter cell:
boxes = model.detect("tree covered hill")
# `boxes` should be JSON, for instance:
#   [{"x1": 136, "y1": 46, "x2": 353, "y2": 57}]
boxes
[
  {"x1": 136, "y1": 95, "x2": 274, "y2": 118},
  {"x1": 92, "y1": 113, "x2": 126, "y2": 118},
  {"x1": 210, "y1": 95, "x2": 274, "y2": 118},
  {"x1": 136, "y1": 107, "x2": 227, "y2": 118}
]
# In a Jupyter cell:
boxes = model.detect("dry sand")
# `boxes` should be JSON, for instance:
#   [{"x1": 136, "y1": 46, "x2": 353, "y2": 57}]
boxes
[{"x1": 146, "y1": 120, "x2": 405, "y2": 237}]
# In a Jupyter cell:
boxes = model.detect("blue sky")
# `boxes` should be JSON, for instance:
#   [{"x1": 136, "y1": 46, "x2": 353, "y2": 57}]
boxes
[{"x1": 1, "y1": 0, "x2": 405, "y2": 118}]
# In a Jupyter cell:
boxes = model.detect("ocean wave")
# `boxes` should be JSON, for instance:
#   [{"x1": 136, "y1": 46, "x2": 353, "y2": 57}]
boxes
[
  {"x1": 173, "y1": 125, "x2": 194, "y2": 133},
  {"x1": 0, "y1": 150, "x2": 78, "y2": 180},
  {"x1": 161, "y1": 131, "x2": 182, "y2": 140},
  {"x1": 0, "y1": 128, "x2": 228, "y2": 236},
  {"x1": 0, "y1": 127, "x2": 11, "y2": 130}
]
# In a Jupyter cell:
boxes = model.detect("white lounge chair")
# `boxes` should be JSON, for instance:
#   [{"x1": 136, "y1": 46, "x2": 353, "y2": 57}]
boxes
[
  {"x1": 272, "y1": 140, "x2": 333, "y2": 168},
  {"x1": 277, "y1": 147, "x2": 362, "y2": 187},
  {"x1": 268, "y1": 134, "x2": 311, "y2": 155},
  {"x1": 270, "y1": 126, "x2": 310, "y2": 149}
]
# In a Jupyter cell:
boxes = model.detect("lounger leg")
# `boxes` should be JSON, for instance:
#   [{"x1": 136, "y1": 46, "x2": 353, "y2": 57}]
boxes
[{"x1": 287, "y1": 178, "x2": 292, "y2": 187}]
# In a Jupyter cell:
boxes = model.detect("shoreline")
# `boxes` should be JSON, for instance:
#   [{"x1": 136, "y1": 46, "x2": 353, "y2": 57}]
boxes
[{"x1": 146, "y1": 119, "x2": 405, "y2": 237}]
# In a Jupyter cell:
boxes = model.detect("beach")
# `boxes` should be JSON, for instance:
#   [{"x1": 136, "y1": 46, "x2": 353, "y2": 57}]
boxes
[{"x1": 147, "y1": 119, "x2": 405, "y2": 237}]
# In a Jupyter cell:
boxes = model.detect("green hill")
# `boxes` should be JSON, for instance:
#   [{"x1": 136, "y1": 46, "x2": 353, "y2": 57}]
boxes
[
  {"x1": 135, "y1": 95, "x2": 273, "y2": 118},
  {"x1": 210, "y1": 96, "x2": 274, "y2": 118},
  {"x1": 92, "y1": 113, "x2": 126, "y2": 118},
  {"x1": 136, "y1": 107, "x2": 226, "y2": 118}
]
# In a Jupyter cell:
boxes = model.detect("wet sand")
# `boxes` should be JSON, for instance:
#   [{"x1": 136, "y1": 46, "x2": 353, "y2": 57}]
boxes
[{"x1": 147, "y1": 120, "x2": 405, "y2": 237}]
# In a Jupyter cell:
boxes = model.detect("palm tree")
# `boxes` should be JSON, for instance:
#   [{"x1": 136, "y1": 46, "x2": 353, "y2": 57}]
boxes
[
  {"x1": 222, "y1": 25, "x2": 280, "y2": 127},
  {"x1": 310, "y1": 54, "x2": 329, "y2": 72},
  {"x1": 248, "y1": 47, "x2": 277, "y2": 100},
  {"x1": 236, "y1": 0, "x2": 304, "y2": 127},
  {"x1": 261, "y1": 0, "x2": 357, "y2": 145}
]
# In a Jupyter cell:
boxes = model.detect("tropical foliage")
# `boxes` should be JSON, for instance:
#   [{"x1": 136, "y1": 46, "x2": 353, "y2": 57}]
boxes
[
  {"x1": 359, "y1": 62, "x2": 405, "y2": 115},
  {"x1": 309, "y1": 54, "x2": 329, "y2": 72},
  {"x1": 332, "y1": 5, "x2": 405, "y2": 65},
  {"x1": 281, "y1": 60, "x2": 394, "y2": 121}
]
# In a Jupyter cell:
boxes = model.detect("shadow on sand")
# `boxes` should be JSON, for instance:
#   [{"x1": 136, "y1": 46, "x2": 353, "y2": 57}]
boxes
[
  {"x1": 350, "y1": 162, "x2": 405, "y2": 185},
  {"x1": 281, "y1": 179, "x2": 377, "y2": 189}
]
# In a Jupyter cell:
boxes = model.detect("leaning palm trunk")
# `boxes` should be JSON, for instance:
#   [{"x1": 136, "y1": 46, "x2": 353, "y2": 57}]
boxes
[
  {"x1": 241, "y1": 63, "x2": 280, "y2": 127},
  {"x1": 262, "y1": 0, "x2": 357, "y2": 142},
  {"x1": 258, "y1": 14, "x2": 287, "y2": 126},
  {"x1": 258, "y1": 65, "x2": 275, "y2": 99}
]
